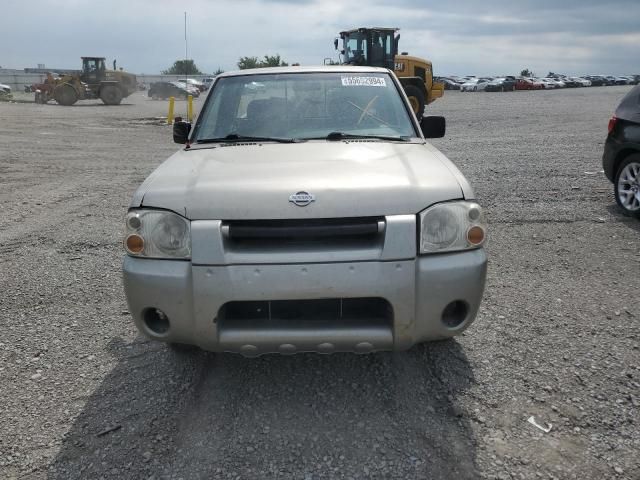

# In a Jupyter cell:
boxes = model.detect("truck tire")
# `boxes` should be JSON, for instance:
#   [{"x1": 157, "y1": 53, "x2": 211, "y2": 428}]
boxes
[
  {"x1": 404, "y1": 85, "x2": 425, "y2": 118},
  {"x1": 100, "y1": 85, "x2": 123, "y2": 105},
  {"x1": 614, "y1": 154, "x2": 640, "y2": 218},
  {"x1": 53, "y1": 84, "x2": 78, "y2": 106}
]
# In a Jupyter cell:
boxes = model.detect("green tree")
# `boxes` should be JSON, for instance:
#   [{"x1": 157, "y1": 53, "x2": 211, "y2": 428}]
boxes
[
  {"x1": 520, "y1": 68, "x2": 532, "y2": 77},
  {"x1": 214, "y1": 67, "x2": 225, "y2": 75},
  {"x1": 237, "y1": 56, "x2": 260, "y2": 70},
  {"x1": 162, "y1": 59, "x2": 202, "y2": 75},
  {"x1": 237, "y1": 54, "x2": 289, "y2": 69},
  {"x1": 261, "y1": 54, "x2": 288, "y2": 67}
]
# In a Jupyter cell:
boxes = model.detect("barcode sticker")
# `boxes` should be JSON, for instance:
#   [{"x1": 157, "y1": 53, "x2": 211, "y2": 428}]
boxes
[{"x1": 341, "y1": 76, "x2": 387, "y2": 87}]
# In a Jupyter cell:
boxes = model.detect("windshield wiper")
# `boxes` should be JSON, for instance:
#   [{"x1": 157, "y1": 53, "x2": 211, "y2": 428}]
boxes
[
  {"x1": 311, "y1": 132, "x2": 411, "y2": 142},
  {"x1": 197, "y1": 133, "x2": 300, "y2": 144}
]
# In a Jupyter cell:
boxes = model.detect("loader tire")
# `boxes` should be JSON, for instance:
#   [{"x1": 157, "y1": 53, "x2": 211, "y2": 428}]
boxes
[
  {"x1": 53, "y1": 84, "x2": 78, "y2": 106},
  {"x1": 404, "y1": 85, "x2": 425, "y2": 118},
  {"x1": 100, "y1": 85, "x2": 123, "y2": 105}
]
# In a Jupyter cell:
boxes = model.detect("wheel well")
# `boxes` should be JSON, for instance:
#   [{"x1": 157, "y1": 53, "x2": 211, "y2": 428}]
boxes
[
  {"x1": 614, "y1": 149, "x2": 640, "y2": 176},
  {"x1": 99, "y1": 82, "x2": 121, "y2": 93},
  {"x1": 399, "y1": 77, "x2": 426, "y2": 95}
]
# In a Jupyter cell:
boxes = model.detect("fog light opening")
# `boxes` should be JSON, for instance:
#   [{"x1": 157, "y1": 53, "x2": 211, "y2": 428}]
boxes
[
  {"x1": 441, "y1": 300, "x2": 469, "y2": 329},
  {"x1": 143, "y1": 308, "x2": 170, "y2": 335}
]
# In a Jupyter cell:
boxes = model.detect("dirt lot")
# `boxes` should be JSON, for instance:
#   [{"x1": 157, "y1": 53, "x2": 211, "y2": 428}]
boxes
[{"x1": 0, "y1": 86, "x2": 638, "y2": 480}]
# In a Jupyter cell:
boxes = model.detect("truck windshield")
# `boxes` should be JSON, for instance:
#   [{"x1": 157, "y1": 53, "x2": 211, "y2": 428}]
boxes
[{"x1": 194, "y1": 72, "x2": 417, "y2": 142}]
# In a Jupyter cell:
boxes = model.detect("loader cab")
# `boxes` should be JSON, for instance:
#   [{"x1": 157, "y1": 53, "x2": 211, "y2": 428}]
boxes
[
  {"x1": 338, "y1": 28, "x2": 398, "y2": 70},
  {"x1": 81, "y1": 57, "x2": 107, "y2": 84}
]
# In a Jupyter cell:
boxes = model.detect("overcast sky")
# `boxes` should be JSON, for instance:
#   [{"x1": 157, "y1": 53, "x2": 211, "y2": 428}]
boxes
[{"x1": 1, "y1": 0, "x2": 638, "y2": 76}]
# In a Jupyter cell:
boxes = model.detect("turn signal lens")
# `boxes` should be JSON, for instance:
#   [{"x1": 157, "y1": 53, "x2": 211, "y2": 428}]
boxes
[
  {"x1": 467, "y1": 226, "x2": 485, "y2": 246},
  {"x1": 608, "y1": 116, "x2": 617, "y2": 135},
  {"x1": 125, "y1": 234, "x2": 144, "y2": 254}
]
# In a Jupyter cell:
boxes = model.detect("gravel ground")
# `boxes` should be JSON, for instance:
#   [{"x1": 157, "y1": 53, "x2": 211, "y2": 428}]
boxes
[{"x1": 0, "y1": 86, "x2": 638, "y2": 480}]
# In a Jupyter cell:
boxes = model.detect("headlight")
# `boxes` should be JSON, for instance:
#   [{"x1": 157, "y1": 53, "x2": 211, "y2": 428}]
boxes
[
  {"x1": 419, "y1": 201, "x2": 486, "y2": 254},
  {"x1": 124, "y1": 209, "x2": 191, "y2": 259}
]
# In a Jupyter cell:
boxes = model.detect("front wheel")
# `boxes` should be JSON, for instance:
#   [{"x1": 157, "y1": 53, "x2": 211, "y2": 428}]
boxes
[
  {"x1": 53, "y1": 84, "x2": 78, "y2": 106},
  {"x1": 614, "y1": 154, "x2": 640, "y2": 218},
  {"x1": 403, "y1": 85, "x2": 425, "y2": 118},
  {"x1": 100, "y1": 85, "x2": 123, "y2": 105}
]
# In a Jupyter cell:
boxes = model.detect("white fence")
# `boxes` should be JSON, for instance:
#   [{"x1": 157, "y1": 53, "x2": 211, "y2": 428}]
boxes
[{"x1": 0, "y1": 72, "x2": 215, "y2": 91}]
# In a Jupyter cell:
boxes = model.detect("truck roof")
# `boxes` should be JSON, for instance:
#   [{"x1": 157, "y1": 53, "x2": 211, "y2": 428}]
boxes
[
  {"x1": 217, "y1": 65, "x2": 391, "y2": 78},
  {"x1": 339, "y1": 27, "x2": 399, "y2": 34}
]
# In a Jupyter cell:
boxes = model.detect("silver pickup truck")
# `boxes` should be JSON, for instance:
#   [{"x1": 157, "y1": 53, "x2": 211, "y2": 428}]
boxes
[{"x1": 122, "y1": 66, "x2": 487, "y2": 356}]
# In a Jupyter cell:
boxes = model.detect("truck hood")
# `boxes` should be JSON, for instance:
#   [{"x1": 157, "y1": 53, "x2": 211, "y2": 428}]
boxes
[{"x1": 132, "y1": 141, "x2": 473, "y2": 219}]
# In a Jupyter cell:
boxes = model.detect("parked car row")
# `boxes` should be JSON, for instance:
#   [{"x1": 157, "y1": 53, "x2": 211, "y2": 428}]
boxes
[
  {"x1": 177, "y1": 78, "x2": 208, "y2": 92},
  {"x1": 585, "y1": 75, "x2": 640, "y2": 86},
  {"x1": 436, "y1": 74, "x2": 640, "y2": 92},
  {"x1": 148, "y1": 81, "x2": 201, "y2": 100},
  {"x1": 459, "y1": 77, "x2": 517, "y2": 92},
  {"x1": 145, "y1": 76, "x2": 221, "y2": 99}
]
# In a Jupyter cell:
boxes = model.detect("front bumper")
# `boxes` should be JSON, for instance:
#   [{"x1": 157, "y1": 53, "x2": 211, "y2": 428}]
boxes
[{"x1": 123, "y1": 250, "x2": 487, "y2": 355}]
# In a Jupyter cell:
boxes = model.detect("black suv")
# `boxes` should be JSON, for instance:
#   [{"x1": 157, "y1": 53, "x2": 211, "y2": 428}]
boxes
[
  {"x1": 586, "y1": 75, "x2": 607, "y2": 86},
  {"x1": 485, "y1": 76, "x2": 516, "y2": 92},
  {"x1": 148, "y1": 81, "x2": 190, "y2": 100},
  {"x1": 602, "y1": 84, "x2": 640, "y2": 217}
]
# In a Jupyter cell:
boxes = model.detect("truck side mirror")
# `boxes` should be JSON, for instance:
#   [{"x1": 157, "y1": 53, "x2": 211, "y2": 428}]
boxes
[
  {"x1": 334, "y1": 38, "x2": 339, "y2": 50},
  {"x1": 173, "y1": 119, "x2": 191, "y2": 144},
  {"x1": 420, "y1": 116, "x2": 445, "y2": 138}
]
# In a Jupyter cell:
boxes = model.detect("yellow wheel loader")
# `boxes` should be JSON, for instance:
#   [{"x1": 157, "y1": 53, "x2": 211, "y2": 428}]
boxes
[
  {"x1": 49, "y1": 57, "x2": 137, "y2": 106},
  {"x1": 335, "y1": 28, "x2": 444, "y2": 117}
]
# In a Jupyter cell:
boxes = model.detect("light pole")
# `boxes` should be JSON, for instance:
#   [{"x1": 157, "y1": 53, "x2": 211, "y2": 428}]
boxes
[{"x1": 184, "y1": 11, "x2": 188, "y2": 79}]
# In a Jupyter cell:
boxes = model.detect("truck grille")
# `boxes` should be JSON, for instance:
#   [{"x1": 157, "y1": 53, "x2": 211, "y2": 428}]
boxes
[{"x1": 222, "y1": 217, "x2": 385, "y2": 250}]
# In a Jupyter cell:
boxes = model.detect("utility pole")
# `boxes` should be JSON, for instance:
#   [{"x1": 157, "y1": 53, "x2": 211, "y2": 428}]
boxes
[{"x1": 184, "y1": 11, "x2": 188, "y2": 78}]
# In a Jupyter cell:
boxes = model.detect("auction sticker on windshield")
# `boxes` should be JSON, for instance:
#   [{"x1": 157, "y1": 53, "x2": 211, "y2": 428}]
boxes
[{"x1": 341, "y1": 76, "x2": 387, "y2": 87}]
